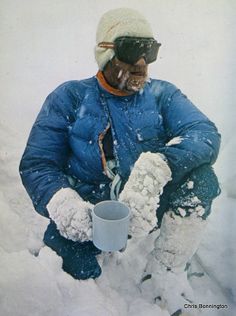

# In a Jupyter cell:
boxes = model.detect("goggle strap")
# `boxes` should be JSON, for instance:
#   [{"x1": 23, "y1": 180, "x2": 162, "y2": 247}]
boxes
[{"x1": 98, "y1": 42, "x2": 115, "y2": 49}]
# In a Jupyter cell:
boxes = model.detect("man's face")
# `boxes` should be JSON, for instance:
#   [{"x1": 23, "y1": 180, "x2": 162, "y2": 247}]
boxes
[{"x1": 104, "y1": 57, "x2": 148, "y2": 94}]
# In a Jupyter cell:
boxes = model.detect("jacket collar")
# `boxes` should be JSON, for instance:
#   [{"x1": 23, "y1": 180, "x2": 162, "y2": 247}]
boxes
[{"x1": 96, "y1": 71, "x2": 132, "y2": 97}]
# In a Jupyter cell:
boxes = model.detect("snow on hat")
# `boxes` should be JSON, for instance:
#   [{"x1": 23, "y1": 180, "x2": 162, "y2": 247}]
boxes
[{"x1": 95, "y1": 8, "x2": 154, "y2": 70}]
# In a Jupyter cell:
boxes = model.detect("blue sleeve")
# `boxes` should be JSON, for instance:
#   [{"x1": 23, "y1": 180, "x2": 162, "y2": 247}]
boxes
[
  {"x1": 19, "y1": 86, "x2": 77, "y2": 217},
  {"x1": 158, "y1": 87, "x2": 221, "y2": 183}
]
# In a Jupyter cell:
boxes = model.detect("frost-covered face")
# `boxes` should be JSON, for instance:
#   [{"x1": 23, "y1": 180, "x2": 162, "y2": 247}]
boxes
[{"x1": 103, "y1": 57, "x2": 148, "y2": 94}]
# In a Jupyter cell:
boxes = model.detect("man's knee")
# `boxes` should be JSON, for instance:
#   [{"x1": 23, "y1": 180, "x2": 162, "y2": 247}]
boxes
[
  {"x1": 171, "y1": 165, "x2": 220, "y2": 218},
  {"x1": 158, "y1": 164, "x2": 220, "y2": 222},
  {"x1": 188, "y1": 164, "x2": 220, "y2": 200}
]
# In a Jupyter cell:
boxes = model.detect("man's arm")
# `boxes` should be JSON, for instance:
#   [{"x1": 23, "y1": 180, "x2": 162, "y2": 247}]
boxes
[
  {"x1": 19, "y1": 87, "x2": 75, "y2": 217},
  {"x1": 158, "y1": 87, "x2": 221, "y2": 183}
]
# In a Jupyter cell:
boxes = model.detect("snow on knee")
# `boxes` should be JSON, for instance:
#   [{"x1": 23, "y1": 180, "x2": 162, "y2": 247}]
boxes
[
  {"x1": 195, "y1": 205, "x2": 205, "y2": 217},
  {"x1": 178, "y1": 207, "x2": 187, "y2": 217},
  {"x1": 177, "y1": 205, "x2": 205, "y2": 218},
  {"x1": 187, "y1": 180, "x2": 194, "y2": 189}
]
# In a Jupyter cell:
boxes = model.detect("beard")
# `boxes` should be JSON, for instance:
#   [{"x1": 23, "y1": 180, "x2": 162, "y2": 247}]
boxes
[
  {"x1": 103, "y1": 57, "x2": 148, "y2": 94},
  {"x1": 125, "y1": 74, "x2": 147, "y2": 92},
  {"x1": 118, "y1": 68, "x2": 148, "y2": 92}
]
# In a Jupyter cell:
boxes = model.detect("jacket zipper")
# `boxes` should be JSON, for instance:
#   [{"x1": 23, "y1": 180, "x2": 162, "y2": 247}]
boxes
[{"x1": 98, "y1": 122, "x2": 113, "y2": 179}]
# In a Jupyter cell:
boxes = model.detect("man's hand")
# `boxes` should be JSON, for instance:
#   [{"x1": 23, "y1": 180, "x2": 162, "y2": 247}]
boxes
[
  {"x1": 119, "y1": 152, "x2": 172, "y2": 237},
  {"x1": 47, "y1": 188, "x2": 93, "y2": 242}
]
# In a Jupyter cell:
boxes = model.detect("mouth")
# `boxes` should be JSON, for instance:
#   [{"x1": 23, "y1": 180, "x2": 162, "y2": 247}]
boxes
[{"x1": 130, "y1": 71, "x2": 146, "y2": 76}]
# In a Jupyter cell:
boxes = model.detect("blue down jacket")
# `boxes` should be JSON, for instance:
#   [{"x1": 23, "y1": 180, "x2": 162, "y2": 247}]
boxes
[{"x1": 19, "y1": 77, "x2": 220, "y2": 217}]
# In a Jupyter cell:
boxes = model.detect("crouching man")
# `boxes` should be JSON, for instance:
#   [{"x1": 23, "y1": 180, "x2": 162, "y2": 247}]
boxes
[{"x1": 19, "y1": 8, "x2": 220, "y2": 316}]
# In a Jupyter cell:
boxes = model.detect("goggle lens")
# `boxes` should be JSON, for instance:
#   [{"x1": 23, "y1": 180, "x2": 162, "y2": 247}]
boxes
[{"x1": 114, "y1": 37, "x2": 161, "y2": 64}]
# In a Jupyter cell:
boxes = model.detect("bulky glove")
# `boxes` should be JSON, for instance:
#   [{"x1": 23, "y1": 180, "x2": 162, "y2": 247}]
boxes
[
  {"x1": 119, "y1": 152, "x2": 172, "y2": 237},
  {"x1": 47, "y1": 188, "x2": 93, "y2": 242}
]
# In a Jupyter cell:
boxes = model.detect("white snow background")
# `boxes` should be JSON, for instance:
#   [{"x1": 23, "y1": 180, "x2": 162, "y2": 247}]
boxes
[{"x1": 0, "y1": 0, "x2": 236, "y2": 315}]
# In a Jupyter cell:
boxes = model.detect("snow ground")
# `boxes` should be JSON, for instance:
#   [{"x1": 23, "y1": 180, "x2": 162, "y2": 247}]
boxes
[
  {"x1": 1, "y1": 1, "x2": 236, "y2": 315},
  {"x1": 0, "y1": 121, "x2": 235, "y2": 316}
]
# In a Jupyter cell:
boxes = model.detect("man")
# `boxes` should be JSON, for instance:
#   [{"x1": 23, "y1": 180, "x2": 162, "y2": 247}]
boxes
[{"x1": 20, "y1": 8, "x2": 220, "y2": 315}]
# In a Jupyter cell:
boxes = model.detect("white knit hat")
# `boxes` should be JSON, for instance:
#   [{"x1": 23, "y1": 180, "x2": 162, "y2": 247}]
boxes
[{"x1": 95, "y1": 8, "x2": 154, "y2": 70}]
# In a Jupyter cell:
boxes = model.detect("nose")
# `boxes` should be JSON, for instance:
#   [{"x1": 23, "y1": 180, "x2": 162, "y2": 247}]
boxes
[{"x1": 135, "y1": 57, "x2": 146, "y2": 66}]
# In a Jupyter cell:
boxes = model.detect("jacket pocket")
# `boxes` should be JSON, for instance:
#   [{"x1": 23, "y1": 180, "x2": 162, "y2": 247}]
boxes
[
  {"x1": 136, "y1": 112, "x2": 166, "y2": 140},
  {"x1": 136, "y1": 126, "x2": 159, "y2": 142}
]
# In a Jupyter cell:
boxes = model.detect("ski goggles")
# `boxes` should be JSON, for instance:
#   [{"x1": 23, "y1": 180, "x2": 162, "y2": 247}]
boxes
[{"x1": 98, "y1": 36, "x2": 161, "y2": 65}]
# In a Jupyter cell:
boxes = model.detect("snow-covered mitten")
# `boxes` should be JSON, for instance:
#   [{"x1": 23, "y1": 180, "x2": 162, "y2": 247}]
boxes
[
  {"x1": 119, "y1": 152, "x2": 172, "y2": 237},
  {"x1": 141, "y1": 211, "x2": 208, "y2": 315},
  {"x1": 47, "y1": 188, "x2": 93, "y2": 242}
]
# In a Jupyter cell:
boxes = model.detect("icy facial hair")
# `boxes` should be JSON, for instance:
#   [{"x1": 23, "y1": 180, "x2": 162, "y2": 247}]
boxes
[{"x1": 118, "y1": 70, "x2": 148, "y2": 92}]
